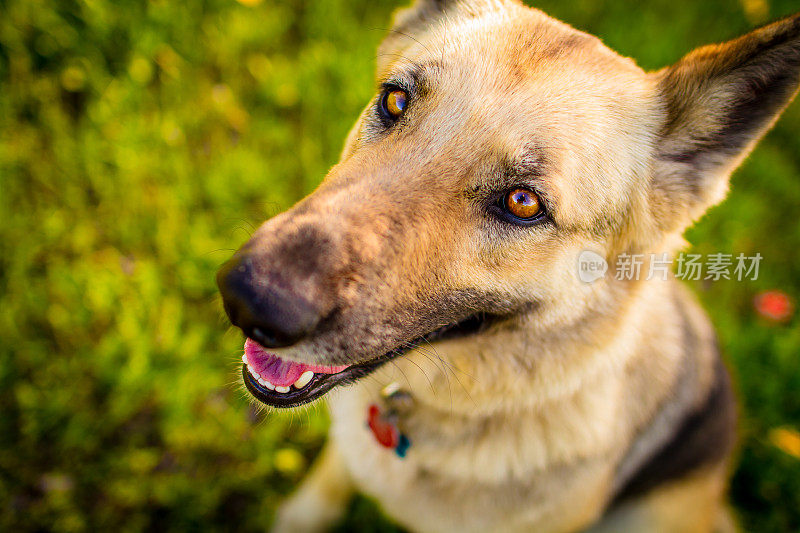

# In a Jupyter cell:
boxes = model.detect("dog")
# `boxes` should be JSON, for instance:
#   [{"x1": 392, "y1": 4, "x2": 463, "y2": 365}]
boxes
[{"x1": 216, "y1": 1, "x2": 800, "y2": 531}]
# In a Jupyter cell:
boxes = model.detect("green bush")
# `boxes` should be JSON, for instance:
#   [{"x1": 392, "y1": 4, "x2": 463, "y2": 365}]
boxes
[{"x1": 1, "y1": 0, "x2": 798, "y2": 531}]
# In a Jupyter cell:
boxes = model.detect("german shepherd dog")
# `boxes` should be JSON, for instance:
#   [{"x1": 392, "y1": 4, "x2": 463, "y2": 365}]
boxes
[{"x1": 216, "y1": 1, "x2": 800, "y2": 531}]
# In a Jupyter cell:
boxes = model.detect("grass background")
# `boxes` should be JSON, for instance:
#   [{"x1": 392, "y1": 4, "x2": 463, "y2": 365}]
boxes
[{"x1": 1, "y1": 0, "x2": 800, "y2": 530}]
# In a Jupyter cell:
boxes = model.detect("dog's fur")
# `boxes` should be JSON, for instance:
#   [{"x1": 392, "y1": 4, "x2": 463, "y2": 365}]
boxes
[{"x1": 221, "y1": 2, "x2": 800, "y2": 531}]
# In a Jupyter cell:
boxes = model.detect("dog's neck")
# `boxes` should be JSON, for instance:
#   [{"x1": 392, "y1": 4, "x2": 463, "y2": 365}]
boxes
[
  {"x1": 393, "y1": 277, "x2": 687, "y2": 413},
  {"x1": 338, "y1": 275, "x2": 714, "y2": 482}
]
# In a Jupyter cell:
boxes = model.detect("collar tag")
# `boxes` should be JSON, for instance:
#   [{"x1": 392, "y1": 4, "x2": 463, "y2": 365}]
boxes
[{"x1": 367, "y1": 403, "x2": 411, "y2": 458}]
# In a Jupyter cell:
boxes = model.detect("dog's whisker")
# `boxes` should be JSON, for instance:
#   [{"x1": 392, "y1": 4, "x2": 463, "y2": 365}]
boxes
[
  {"x1": 395, "y1": 347, "x2": 436, "y2": 395},
  {"x1": 414, "y1": 348, "x2": 455, "y2": 414},
  {"x1": 201, "y1": 248, "x2": 238, "y2": 258},
  {"x1": 368, "y1": 26, "x2": 437, "y2": 58},
  {"x1": 417, "y1": 339, "x2": 477, "y2": 407},
  {"x1": 417, "y1": 348, "x2": 475, "y2": 412},
  {"x1": 388, "y1": 356, "x2": 416, "y2": 394}
]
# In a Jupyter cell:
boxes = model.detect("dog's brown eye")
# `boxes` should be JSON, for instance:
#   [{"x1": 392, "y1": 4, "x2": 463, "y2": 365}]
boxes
[
  {"x1": 383, "y1": 89, "x2": 407, "y2": 119},
  {"x1": 504, "y1": 188, "x2": 541, "y2": 219}
]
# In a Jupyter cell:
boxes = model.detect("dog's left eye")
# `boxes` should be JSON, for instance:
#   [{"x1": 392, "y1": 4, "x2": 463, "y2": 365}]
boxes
[
  {"x1": 379, "y1": 89, "x2": 408, "y2": 121},
  {"x1": 503, "y1": 188, "x2": 542, "y2": 220}
]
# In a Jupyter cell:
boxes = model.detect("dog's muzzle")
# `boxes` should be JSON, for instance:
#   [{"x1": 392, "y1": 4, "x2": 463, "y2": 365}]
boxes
[{"x1": 217, "y1": 224, "x2": 504, "y2": 408}]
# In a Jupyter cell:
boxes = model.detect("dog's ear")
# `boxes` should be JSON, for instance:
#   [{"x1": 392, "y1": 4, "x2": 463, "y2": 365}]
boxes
[
  {"x1": 378, "y1": 0, "x2": 510, "y2": 75},
  {"x1": 653, "y1": 13, "x2": 800, "y2": 227}
]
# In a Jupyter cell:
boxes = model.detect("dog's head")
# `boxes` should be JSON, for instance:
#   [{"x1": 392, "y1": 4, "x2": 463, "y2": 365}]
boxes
[{"x1": 218, "y1": 0, "x2": 800, "y2": 407}]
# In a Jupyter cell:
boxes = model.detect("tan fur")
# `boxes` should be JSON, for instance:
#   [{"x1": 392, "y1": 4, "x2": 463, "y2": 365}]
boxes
[
  {"x1": 314, "y1": 276, "x2": 720, "y2": 532},
  {"x1": 588, "y1": 464, "x2": 732, "y2": 533},
  {"x1": 215, "y1": 1, "x2": 800, "y2": 531}
]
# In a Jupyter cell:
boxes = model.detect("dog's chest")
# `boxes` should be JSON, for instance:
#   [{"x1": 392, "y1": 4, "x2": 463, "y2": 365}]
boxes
[{"x1": 327, "y1": 374, "x2": 628, "y2": 532}]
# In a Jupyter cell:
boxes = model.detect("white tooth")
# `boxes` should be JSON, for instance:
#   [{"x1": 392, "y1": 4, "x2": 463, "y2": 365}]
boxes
[
  {"x1": 257, "y1": 378, "x2": 266, "y2": 386},
  {"x1": 275, "y1": 385, "x2": 290, "y2": 393},
  {"x1": 242, "y1": 354, "x2": 247, "y2": 364},
  {"x1": 293, "y1": 371, "x2": 314, "y2": 389},
  {"x1": 263, "y1": 381, "x2": 275, "y2": 390}
]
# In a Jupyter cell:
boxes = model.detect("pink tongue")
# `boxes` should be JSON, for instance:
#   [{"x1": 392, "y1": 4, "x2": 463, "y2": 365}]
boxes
[{"x1": 244, "y1": 338, "x2": 350, "y2": 387}]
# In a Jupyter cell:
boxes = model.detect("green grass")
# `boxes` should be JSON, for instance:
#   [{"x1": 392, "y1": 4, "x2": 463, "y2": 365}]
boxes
[{"x1": 1, "y1": 0, "x2": 799, "y2": 531}]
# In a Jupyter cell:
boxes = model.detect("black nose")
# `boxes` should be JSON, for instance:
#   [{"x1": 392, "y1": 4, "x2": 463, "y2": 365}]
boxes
[{"x1": 216, "y1": 254, "x2": 321, "y2": 348}]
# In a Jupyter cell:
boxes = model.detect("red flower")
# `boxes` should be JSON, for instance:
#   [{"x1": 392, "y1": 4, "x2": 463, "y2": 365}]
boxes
[{"x1": 754, "y1": 291, "x2": 794, "y2": 322}]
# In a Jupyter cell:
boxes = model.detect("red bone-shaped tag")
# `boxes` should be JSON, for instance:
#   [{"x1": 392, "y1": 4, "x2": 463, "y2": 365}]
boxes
[{"x1": 367, "y1": 403, "x2": 400, "y2": 449}]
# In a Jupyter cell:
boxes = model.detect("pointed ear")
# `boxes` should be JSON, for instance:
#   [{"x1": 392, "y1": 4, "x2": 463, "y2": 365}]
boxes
[
  {"x1": 378, "y1": 0, "x2": 509, "y2": 74},
  {"x1": 653, "y1": 13, "x2": 800, "y2": 224}
]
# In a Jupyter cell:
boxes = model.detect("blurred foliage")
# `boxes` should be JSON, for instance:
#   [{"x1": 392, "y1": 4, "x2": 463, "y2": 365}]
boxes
[{"x1": 0, "y1": 0, "x2": 799, "y2": 531}]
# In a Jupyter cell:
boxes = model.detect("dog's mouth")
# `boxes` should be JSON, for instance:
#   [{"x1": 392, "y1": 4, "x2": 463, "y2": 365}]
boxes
[{"x1": 242, "y1": 312, "x2": 499, "y2": 408}]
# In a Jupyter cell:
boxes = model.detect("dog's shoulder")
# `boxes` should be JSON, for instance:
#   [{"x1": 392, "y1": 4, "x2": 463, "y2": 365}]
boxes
[{"x1": 610, "y1": 285, "x2": 737, "y2": 506}]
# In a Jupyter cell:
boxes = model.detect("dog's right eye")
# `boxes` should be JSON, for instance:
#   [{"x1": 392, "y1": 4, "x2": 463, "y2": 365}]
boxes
[{"x1": 379, "y1": 88, "x2": 408, "y2": 122}]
